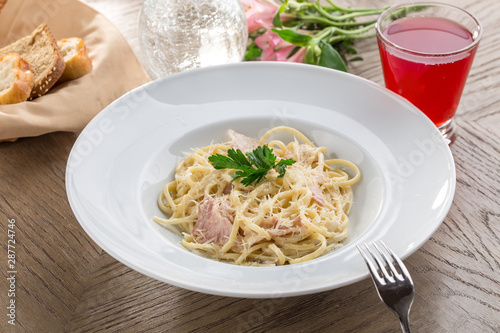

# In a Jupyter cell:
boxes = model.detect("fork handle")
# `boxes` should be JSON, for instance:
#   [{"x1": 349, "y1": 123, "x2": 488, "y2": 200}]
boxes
[{"x1": 399, "y1": 315, "x2": 411, "y2": 333}]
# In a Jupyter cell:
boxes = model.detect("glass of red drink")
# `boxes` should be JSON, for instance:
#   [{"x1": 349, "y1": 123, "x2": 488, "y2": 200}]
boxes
[{"x1": 376, "y1": 2, "x2": 482, "y2": 144}]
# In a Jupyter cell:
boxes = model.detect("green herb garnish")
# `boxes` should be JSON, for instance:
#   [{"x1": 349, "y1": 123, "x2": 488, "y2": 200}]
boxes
[{"x1": 208, "y1": 145, "x2": 296, "y2": 186}]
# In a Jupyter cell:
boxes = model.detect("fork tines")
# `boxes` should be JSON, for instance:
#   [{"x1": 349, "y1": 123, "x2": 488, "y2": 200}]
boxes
[
  {"x1": 356, "y1": 240, "x2": 415, "y2": 333},
  {"x1": 357, "y1": 241, "x2": 413, "y2": 285}
]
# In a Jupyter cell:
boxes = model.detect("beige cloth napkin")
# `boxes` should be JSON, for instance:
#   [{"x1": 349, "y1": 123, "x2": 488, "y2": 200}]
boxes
[{"x1": 0, "y1": 0, "x2": 150, "y2": 141}]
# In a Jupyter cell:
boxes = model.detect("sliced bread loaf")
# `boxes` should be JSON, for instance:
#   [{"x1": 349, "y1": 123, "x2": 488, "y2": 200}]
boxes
[
  {"x1": 0, "y1": 24, "x2": 65, "y2": 99},
  {"x1": 57, "y1": 37, "x2": 92, "y2": 82},
  {"x1": 0, "y1": 53, "x2": 35, "y2": 104}
]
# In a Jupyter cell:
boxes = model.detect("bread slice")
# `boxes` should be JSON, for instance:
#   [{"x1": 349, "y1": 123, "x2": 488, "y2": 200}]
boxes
[
  {"x1": 0, "y1": 24, "x2": 65, "y2": 99},
  {"x1": 0, "y1": 53, "x2": 35, "y2": 104},
  {"x1": 57, "y1": 37, "x2": 92, "y2": 82}
]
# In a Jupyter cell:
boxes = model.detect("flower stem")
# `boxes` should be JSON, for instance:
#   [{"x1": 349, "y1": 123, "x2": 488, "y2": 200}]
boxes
[
  {"x1": 328, "y1": 32, "x2": 376, "y2": 44},
  {"x1": 324, "y1": 0, "x2": 386, "y2": 13},
  {"x1": 315, "y1": 4, "x2": 386, "y2": 22},
  {"x1": 296, "y1": 15, "x2": 377, "y2": 28},
  {"x1": 328, "y1": 23, "x2": 376, "y2": 37}
]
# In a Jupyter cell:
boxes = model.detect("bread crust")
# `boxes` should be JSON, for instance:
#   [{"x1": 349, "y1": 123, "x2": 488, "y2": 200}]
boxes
[
  {"x1": 0, "y1": 0, "x2": 6, "y2": 13},
  {"x1": 0, "y1": 24, "x2": 65, "y2": 100},
  {"x1": 0, "y1": 53, "x2": 35, "y2": 104},
  {"x1": 28, "y1": 25, "x2": 65, "y2": 99},
  {"x1": 57, "y1": 37, "x2": 93, "y2": 82}
]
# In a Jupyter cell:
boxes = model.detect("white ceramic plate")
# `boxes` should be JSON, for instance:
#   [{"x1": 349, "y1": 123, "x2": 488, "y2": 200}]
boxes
[{"x1": 66, "y1": 62, "x2": 455, "y2": 298}]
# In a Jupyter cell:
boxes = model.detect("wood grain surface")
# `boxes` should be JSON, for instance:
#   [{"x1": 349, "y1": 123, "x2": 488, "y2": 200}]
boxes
[{"x1": 1, "y1": 0, "x2": 499, "y2": 332}]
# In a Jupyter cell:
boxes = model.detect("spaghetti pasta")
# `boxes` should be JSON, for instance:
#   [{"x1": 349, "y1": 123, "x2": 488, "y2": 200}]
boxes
[{"x1": 153, "y1": 126, "x2": 360, "y2": 266}]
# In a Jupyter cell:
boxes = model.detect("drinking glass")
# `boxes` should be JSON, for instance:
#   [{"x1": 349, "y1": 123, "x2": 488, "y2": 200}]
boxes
[
  {"x1": 376, "y1": 2, "x2": 482, "y2": 144},
  {"x1": 138, "y1": 0, "x2": 248, "y2": 79}
]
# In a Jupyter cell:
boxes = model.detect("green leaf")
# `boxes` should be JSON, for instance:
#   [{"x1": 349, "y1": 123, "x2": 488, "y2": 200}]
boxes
[
  {"x1": 246, "y1": 145, "x2": 275, "y2": 169},
  {"x1": 287, "y1": 46, "x2": 301, "y2": 60},
  {"x1": 209, "y1": 154, "x2": 240, "y2": 170},
  {"x1": 272, "y1": 0, "x2": 287, "y2": 28},
  {"x1": 275, "y1": 158, "x2": 296, "y2": 177},
  {"x1": 208, "y1": 145, "x2": 296, "y2": 186},
  {"x1": 349, "y1": 56, "x2": 364, "y2": 62},
  {"x1": 304, "y1": 46, "x2": 317, "y2": 65},
  {"x1": 244, "y1": 44, "x2": 262, "y2": 60},
  {"x1": 271, "y1": 29, "x2": 314, "y2": 47},
  {"x1": 240, "y1": 168, "x2": 268, "y2": 186},
  {"x1": 345, "y1": 47, "x2": 358, "y2": 55},
  {"x1": 232, "y1": 170, "x2": 248, "y2": 182},
  {"x1": 227, "y1": 149, "x2": 252, "y2": 167},
  {"x1": 208, "y1": 149, "x2": 251, "y2": 171},
  {"x1": 318, "y1": 42, "x2": 348, "y2": 72}
]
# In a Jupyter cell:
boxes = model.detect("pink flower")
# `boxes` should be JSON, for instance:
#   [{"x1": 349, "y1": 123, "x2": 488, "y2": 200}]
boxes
[
  {"x1": 240, "y1": 0, "x2": 280, "y2": 33},
  {"x1": 241, "y1": 0, "x2": 306, "y2": 63},
  {"x1": 255, "y1": 28, "x2": 307, "y2": 63},
  {"x1": 285, "y1": 46, "x2": 307, "y2": 63}
]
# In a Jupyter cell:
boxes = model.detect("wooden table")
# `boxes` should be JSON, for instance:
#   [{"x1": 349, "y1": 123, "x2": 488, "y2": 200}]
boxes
[{"x1": 1, "y1": 0, "x2": 499, "y2": 332}]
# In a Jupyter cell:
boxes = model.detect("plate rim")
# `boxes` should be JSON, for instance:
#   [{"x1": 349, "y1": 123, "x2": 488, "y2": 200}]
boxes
[{"x1": 65, "y1": 62, "x2": 456, "y2": 298}]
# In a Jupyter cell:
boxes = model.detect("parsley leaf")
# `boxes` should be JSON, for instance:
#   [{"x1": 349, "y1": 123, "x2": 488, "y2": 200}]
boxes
[
  {"x1": 275, "y1": 158, "x2": 296, "y2": 178},
  {"x1": 208, "y1": 145, "x2": 296, "y2": 186}
]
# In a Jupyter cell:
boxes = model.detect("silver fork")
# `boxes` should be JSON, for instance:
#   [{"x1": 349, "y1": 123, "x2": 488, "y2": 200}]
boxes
[{"x1": 356, "y1": 241, "x2": 415, "y2": 333}]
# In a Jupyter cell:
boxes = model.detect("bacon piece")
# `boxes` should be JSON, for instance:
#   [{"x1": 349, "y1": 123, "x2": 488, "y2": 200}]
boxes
[
  {"x1": 309, "y1": 182, "x2": 326, "y2": 206},
  {"x1": 259, "y1": 216, "x2": 277, "y2": 229},
  {"x1": 228, "y1": 129, "x2": 259, "y2": 153},
  {"x1": 223, "y1": 182, "x2": 233, "y2": 194},
  {"x1": 192, "y1": 195, "x2": 233, "y2": 246},
  {"x1": 261, "y1": 216, "x2": 305, "y2": 237}
]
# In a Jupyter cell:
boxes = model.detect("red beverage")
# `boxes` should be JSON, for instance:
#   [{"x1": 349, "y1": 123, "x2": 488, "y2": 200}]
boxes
[{"x1": 378, "y1": 16, "x2": 477, "y2": 126}]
